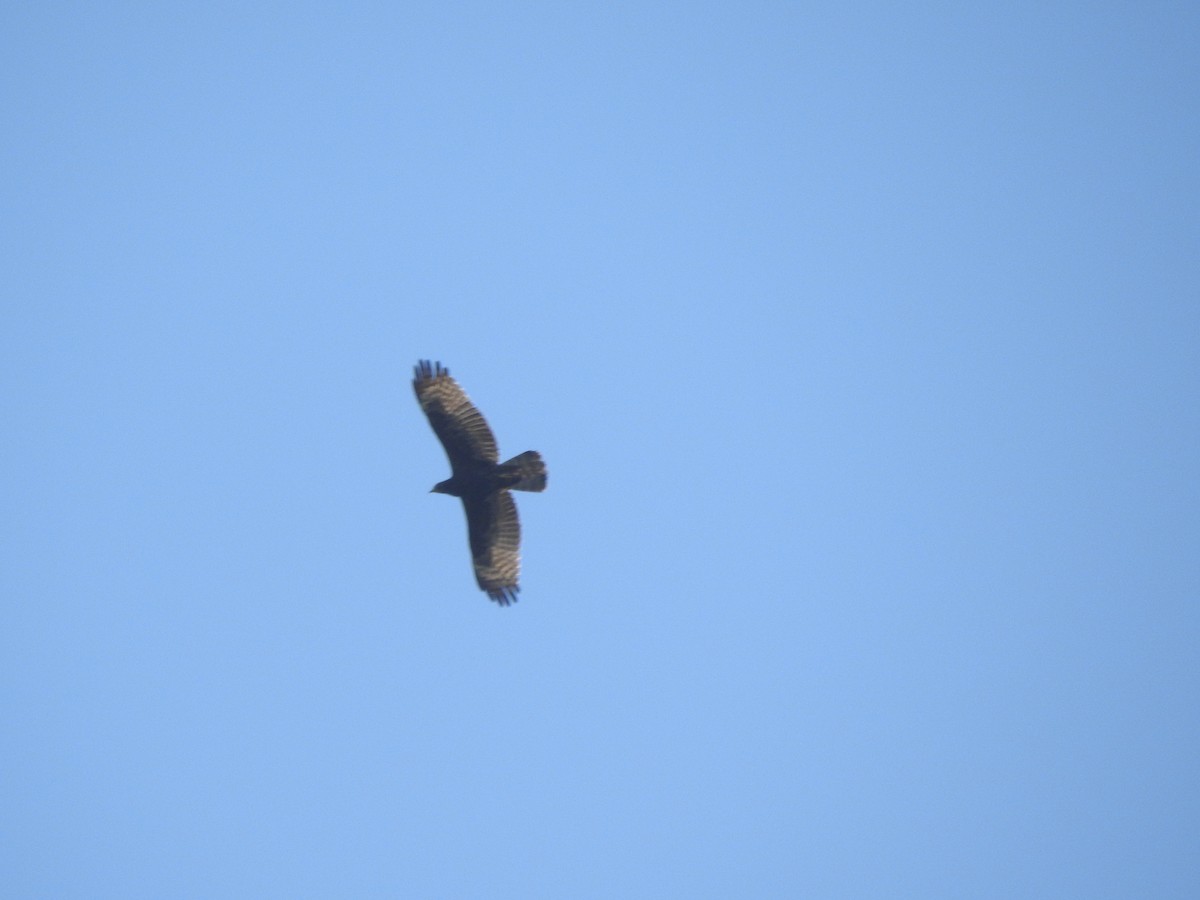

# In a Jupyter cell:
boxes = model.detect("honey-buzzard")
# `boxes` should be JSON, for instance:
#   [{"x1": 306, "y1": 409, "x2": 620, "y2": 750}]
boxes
[{"x1": 413, "y1": 360, "x2": 547, "y2": 605}]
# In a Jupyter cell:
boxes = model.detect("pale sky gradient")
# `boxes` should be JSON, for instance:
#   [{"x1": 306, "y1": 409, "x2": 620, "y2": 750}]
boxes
[{"x1": 3, "y1": 3, "x2": 1198, "y2": 897}]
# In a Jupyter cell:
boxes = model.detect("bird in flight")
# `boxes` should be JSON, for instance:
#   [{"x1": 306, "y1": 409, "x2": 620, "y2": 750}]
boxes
[{"x1": 413, "y1": 360, "x2": 547, "y2": 605}]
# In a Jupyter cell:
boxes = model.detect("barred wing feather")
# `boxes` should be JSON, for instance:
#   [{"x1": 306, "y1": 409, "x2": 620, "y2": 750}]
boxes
[{"x1": 412, "y1": 360, "x2": 499, "y2": 469}]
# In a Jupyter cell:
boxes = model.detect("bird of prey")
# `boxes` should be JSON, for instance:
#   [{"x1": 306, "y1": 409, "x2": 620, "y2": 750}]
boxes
[{"x1": 413, "y1": 360, "x2": 547, "y2": 605}]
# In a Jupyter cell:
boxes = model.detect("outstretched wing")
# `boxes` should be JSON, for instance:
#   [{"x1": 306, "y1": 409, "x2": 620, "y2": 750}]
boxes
[
  {"x1": 462, "y1": 491, "x2": 521, "y2": 605},
  {"x1": 412, "y1": 360, "x2": 499, "y2": 470}
]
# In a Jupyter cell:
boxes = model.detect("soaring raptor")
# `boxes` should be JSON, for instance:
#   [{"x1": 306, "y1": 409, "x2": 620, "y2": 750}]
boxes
[{"x1": 413, "y1": 360, "x2": 547, "y2": 605}]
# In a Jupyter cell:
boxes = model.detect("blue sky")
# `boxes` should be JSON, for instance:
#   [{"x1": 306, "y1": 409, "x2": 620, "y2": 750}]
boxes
[{"x1": 3, "y1": 3, "x2": 1198, "y2": 897}]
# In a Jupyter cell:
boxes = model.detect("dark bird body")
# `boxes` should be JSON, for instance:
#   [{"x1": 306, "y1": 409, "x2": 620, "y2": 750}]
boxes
[{"x1": 413, "y1": 360, "x2": 546, "y2": 605}]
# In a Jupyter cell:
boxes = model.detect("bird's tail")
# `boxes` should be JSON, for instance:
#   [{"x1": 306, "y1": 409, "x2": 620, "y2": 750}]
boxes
[{"x1": 500, "y1": 450, "x2": 547, "y2": 492}]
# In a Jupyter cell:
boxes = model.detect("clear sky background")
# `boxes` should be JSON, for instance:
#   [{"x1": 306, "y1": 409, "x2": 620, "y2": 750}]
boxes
[{"x1": 3, "y1": 3, "x2": 1198, "y2": 897}]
